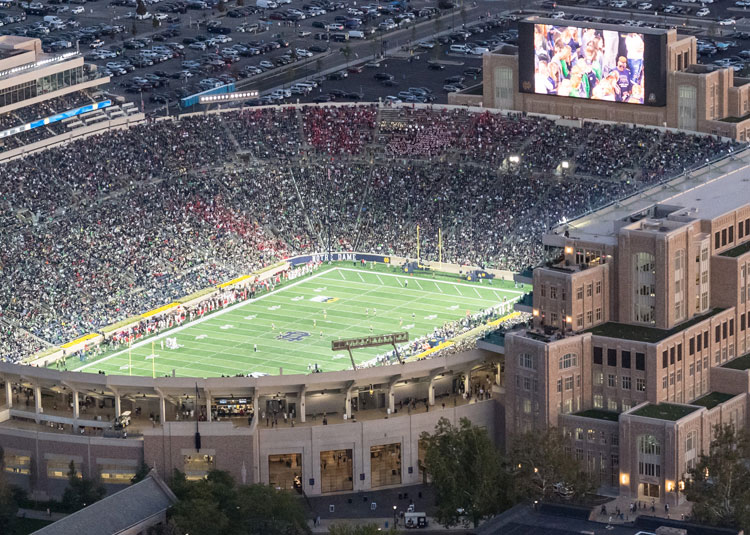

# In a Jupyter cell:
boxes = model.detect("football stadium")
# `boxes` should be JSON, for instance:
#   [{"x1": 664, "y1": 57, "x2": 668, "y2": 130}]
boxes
[{"x1": 3, "y1": 20, "x2": 750, "y2": 518}]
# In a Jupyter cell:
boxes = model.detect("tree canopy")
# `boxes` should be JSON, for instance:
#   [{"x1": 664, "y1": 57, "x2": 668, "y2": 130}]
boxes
[
  {"x1": 685, "y1": 424, "x2": 750, "y2": 531},
  {"x1": 508, "y1": 428, "x2": 594, "y2": 502},
  {"x1": 166, "y1": 469, "x2": 310, "y2": 535},
  {"x1": 61, "y1": 461, "x2": 106, "y2": 513},
  {"x1": 420, "y1": 417, "x2": 514, "y2": 528}
]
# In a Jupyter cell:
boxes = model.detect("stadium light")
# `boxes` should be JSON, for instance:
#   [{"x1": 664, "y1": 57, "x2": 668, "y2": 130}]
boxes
[
  {"x1": 199, "y1": 90, "x2": 259, "y2": 104},
  {"x1": 561, "y1": 161, "x2": 569, "y2": 169}
]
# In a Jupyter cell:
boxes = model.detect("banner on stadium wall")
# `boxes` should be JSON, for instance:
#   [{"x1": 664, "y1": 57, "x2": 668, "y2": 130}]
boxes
[
  {"x1": 141, "y1": 302, "x2": 180, "y2": 319},
  {"x1": 0, "y1": 100, "x2": 112, "y2": 140},
  {"x1": 60, "y1": 332, "x2": 99, "y2": 349},
  {"x1": 289, "y1": 252, "x2": 391, "y2": 266}
]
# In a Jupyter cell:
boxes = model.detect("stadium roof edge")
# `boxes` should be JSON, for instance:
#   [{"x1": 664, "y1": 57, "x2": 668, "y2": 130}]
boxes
[{"x1": 545, "y1": 148, "x2": 750, "y2": 246}]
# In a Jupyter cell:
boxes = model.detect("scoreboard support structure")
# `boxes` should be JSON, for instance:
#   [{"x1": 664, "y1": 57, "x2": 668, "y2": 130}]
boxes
[{"x1": 332, "y1": 332, "x2": 409, "y2": 370}]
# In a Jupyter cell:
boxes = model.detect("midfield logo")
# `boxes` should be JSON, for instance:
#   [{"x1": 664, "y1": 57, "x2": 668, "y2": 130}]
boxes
[{"x1": 277, "y1": 330, "x2": 311, "y2": 342}]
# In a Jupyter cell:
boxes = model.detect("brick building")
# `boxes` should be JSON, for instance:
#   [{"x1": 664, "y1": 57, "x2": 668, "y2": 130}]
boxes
[{"x1": 503, "y1": 153, "x2": 750, "y2": 506}]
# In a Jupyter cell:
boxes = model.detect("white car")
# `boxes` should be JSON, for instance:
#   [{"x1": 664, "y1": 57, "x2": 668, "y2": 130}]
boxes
[
  {"x1": 637, "y1": 2, "x2": 652, "y2": 9},
  {"x1": 550, "y1": 10, "x2": 565, "y2": 18},
  {"x1": 719, "y1": 18, "x2": 736, "y2": 25},
  {"x1": 417, "y1": 40, "x2": 435, "y2": 49},
  {"x1": 71, "y1": 5, "x2": 84, "y2": 13},
  {"x1": 155, "y1": 12, "x2": 168, "y2": 20},
  {"x1": 295, "y1": 48, "x2": 312, "y2": 57},
  {"x1": 214, "y1": 35, "x2": 232, "y2": 43},
  {"x1": 696, "y1": 7, "x2": 710, "y2": 15},
  {"x1": 259, "y1": 60, "x2": 274, "y2": 69},
  {"x1": 298, "y1": 30, "x2": 311, "y2": 37},
  {"x1": 188, "y1": 41, "x2": 207, "y2": 50}
]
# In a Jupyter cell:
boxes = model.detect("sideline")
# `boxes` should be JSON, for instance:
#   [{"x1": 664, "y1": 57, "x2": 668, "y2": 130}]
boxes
[{"x1": 72, "y1": 267, "x2": 332, "y2": 372}]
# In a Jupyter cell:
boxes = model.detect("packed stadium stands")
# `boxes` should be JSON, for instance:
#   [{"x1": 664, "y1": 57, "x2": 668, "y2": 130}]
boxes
[{"x1": 0, "y1": 104, "x2": 739, "y2": 361}]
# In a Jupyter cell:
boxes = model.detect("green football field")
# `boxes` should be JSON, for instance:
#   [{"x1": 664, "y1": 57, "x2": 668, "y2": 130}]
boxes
[{"x1": 73, "y1": 267, "x2": 524, "y2": 377}]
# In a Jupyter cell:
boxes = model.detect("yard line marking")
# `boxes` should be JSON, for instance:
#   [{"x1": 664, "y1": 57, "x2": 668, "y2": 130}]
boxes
[
  {"x1": 473, "y1": 287, "x2": 482, "y2": 298},
  {"x1": 339, "y1": 270, "x2": 346, "y2": 280},
  {"x1": 435, "y1": 282, "x2": 443, "y2": 293},
  {"x1": 414, "y1": 279, "x2": 423, "y2": 290},
  {"x1": 357, "y1": 272, "x2": 365, "y2": 282},
  {"x1": 376, "y1": 274, "x2": 384, "y2": 285},
  {"x1": 72, "y1": 267, "x2": 334, "y2": 371},
  {"x1": 335, "y1": 268, "x2": 526, "y2": 294}
]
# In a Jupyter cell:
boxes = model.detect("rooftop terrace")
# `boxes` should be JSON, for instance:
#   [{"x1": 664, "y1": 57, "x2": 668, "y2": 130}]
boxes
[
  {"x1": 690, "y1": 392, "x2": 736, "y2": 410},
  {"x1": 720, "y1": 240, "x2": 750, "y2": 258},
  {"x1": 722, "y1": 352, "x2": 750, "y2": 370},
  {"x1": 631, "y1": 403, "x2": 699, "y2": 421},
  {"x1": 573, "y1": 409, "x2": 620, "y2": 422},
  {"x1": 587, "y1": 308, "x2": 724, "y2": 343}
]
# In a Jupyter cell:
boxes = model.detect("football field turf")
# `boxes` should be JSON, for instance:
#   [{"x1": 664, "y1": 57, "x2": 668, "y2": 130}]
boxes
[{"x1": 73, "y1": 267, "x2": 524, "y2": 377}]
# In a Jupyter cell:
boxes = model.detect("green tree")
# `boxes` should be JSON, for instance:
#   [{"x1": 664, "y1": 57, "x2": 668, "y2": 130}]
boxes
[
  {"x1": 0, "y1": 447, "x2": 19, "y2": 534},
  {"x1": 420, "y1": 417, "x2": 513, "y2": 528},
  {"x1": 509, "y1": 428, "x2": 593, "y2": 502},
  {"x1": 131, "y1": 21, "x2": 138, "y2": 35},
  {"x1": 61, "y1": 461, "x2": 106, "y2": 512},
  {"x1": 685, "y1": 424, "x2": 750, "y2": 530},
  {"x1": 152, "y1": 16, "x2": 160, "y2": 28},
  {"x1": 131, "y1": 461, "x2": 151, "y2": 484},
  {"x1": 236, "y1": 0, "x2": 244, "y2": 6},
  {"x1": 340, "y1": 44, "x2": 353, "y2": 66},
  {"x1": 167, "y1": 469, "x2": 310, "y2": 535},
  {"x1": 135, "y1": 0, "x2": 147, "y2": 16},
  {"x1": 217, "y1": 0, "x2": 226, "y2": 12}
]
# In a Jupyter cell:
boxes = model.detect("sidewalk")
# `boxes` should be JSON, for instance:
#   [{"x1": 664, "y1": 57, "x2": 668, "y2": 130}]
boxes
[
  {"x1": 590, "y1": 496, "x2": 693, "y2": 525},
  {"x1": 17, "y1": 507, "x2": 69, "y2": 522},
  {"x1": 309, "y1": 516, "x2": 472, "y2": 533}
]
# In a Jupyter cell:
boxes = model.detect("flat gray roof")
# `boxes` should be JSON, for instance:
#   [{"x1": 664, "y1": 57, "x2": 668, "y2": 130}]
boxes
[
  {"x1": 32, "y1": 472, "x2": 177, "y2": 535},
  {"x1": 547, "y1": 147, "x2": 750, "y2": 246}
]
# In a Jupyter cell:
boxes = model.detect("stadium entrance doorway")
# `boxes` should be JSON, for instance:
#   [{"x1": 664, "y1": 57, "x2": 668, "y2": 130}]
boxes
[
  {"x1": 370, "y1": 443, "x2": 401, "y2": 488},
  {"x1": 320, "y1": 449, "x2": 353, "y2": 493},
  {"x1": 269, "y1": 453, "x2": 302, "y2": 492}
]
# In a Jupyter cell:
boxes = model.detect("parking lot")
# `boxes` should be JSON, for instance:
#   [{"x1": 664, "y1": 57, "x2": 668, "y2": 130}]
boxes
[{"x1": 5, "y1": 0, "x2": 750, "y2": 112}]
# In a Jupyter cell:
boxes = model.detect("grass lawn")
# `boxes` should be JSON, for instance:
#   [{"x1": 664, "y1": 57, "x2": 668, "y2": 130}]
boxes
[
  {"x1": 631, "y1": 403, "x2": 698, "y2": 421},
  {"x1": 71, "y1": 266, "x2": 524, "y2": 378}
]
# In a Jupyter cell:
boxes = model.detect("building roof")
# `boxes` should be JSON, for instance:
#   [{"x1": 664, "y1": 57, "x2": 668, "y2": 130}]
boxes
[
  {"x1": 587, "y1": 308, "x2": 724, "y2": 343},
  {"x1": 630, "y1": 403, "x2": 699, "y2": 421},
  {"x1": 691, "y1": 392, "x2": 736, "y2": 410},
  {"x1": 32, "y1": 471, "x2": 177, "y2": 535},
  {"x1": 572, "y1": 409, "x2": 620, "y2": 422},
  {"x1": 547, "y1": 149, "x2": 750, "y2": 246}
]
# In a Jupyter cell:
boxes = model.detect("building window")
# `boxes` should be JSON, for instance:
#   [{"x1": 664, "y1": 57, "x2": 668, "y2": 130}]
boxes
[
  {"x1": 577, "y1": 286, "x2": 583, "y2": 300},
  {"x1": 662, "y1": 350, "x2": 668, "y2": 368},
  {"x1": 595, "y1": 308, "x2": 602, "y2": 322},
  {"x1": 524, "y1": 377, "x2": 532, "y2": 391},
  {"x1": 639, "y1": 462, "x2": 661, "y2": 477},
  {"x1": 636, "y1": 378, "x2": 646, "y2": 392},
  {"x1": 519, "y1": 353, "x2": 536, "y2": 370},
  {"x1": 594, "y1": 372, "x2": 604, "y2": 386},
  {"x1": 689, "y1": 363, "x2": 694, "y2": 376},
  {"x1": 594, "y1": 394, "x2": 603, "y2": 408},
  {"x1": 636, "y1": 352, "x2": 645, "y2": 371},
  {"x1": 596, "y1": 281, "x2": 602, "y2": 294},
  {"x1": 607, "y1": 349, "x2": 617, "y2": 367},
  {"x1": 550, "y1": 287, "x2": 558, "y2": 300},
  {"x1": 608, "y1": 399, "x2": 618, "y2": 411},
  {"x1": 587, "y1": 310, "x2": 593, "y2": 324},
  {"x1": 638, "y1": 435, "x2": 661, "y2": 455},
  {"x1": 565, "y1": 376, "x2": 574, "y2": 391},
  {"x1": 690, "y1": 337, "x2": 695, "y2": 355},
  {"x1": 608, "y1": 374, "x2": 616, "y2": 388},
  {"x1": 586, "y1": 284, "x2": 593, "y2": 297},
  {"x1": 576, "y1": 314, "x2": 583, "y2": 328},
  {"x1": 557, "y1": 379, "x2": 562, "y2": 393},
  {"x1": 559, "y1": 353, "x2": 578, "y2": 369},
  {"x1": 670, "y1": 373, "x2": 675, "y2": 385},
  {"x1": 594, "y1": 347, "x2": 603, "y2": 365},
  {"x1": 621, "y1": 351, "x2": 631, "y2": 369},
  {"x1": 622, "y1": 376, "x2": 632, "y2": 390},
  {"x1": 662, "y1": 375, "x2": 668, "y2": 389},
  {"x1": 576, "y1": 428, "x2": 584, "y2": 441}
]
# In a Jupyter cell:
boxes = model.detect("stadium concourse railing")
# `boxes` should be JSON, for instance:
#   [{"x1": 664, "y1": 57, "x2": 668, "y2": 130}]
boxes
[{"x1": 23, "y1": 252, "x2": 518, "y2": 369}]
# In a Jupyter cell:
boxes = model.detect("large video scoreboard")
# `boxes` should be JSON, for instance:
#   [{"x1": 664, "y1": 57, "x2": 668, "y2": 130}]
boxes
[{"x1": 518, "y1": 17, "x2": 667, "y2": 106}]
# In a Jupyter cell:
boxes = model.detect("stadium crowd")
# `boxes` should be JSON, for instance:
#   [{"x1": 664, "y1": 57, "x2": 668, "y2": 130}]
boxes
[{"x1": 0, "y1": 104, "x2": 739, "y2": 361}]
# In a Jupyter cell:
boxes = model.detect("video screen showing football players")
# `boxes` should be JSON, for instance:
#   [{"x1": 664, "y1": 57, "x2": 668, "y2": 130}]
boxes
[{"x1": 533, "y1": 24, "x2": 645, "y2": 104}]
